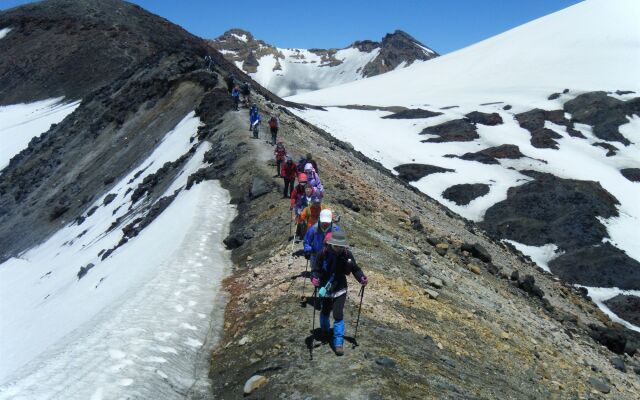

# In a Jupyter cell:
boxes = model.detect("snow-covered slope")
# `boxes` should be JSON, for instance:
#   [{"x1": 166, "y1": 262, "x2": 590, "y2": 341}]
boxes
[
  {"x1": 289, "y1": 0, "x2": 640, "y2": 109},
  {"x1": 0, "y1": 98, "x2": 80, "y2": 171},
  {"x1": 0, "y1": 112, "x2": 235, "y2": 396},
  {"x1": 211, "y1": 29, "x2": 438, "y2": 97},
  {"x1": 289, "y1": 0, "x2": 640, "y2": 329}
]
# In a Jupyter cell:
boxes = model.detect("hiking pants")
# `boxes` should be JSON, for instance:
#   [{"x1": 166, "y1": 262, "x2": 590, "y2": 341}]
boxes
[
  {"x1": 270, "y1": 127, "x2": 278, "y2": 145},
  {"x1": 283, "y1": 177, "x2": 295, "y2": 197},
  {"x1": 320, "y1": 293, "x2": 346, "y2": 321}
]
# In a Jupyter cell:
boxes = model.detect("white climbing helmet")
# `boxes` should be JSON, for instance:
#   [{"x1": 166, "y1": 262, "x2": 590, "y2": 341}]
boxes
[{"x1": 319, "y1": 209, "x2": 332, "y2": 223}]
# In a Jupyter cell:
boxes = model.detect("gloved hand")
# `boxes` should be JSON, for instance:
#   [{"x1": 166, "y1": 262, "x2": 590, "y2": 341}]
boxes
[
  {"x1": 311, "y1": 277, "x2": 320, "y2": 287},
  {"x1": 304, "y1": 252, "x2": 311, "y2": 260},
  {"x1": 360, "y1": 275, "x2": 368, "y2": 286}
]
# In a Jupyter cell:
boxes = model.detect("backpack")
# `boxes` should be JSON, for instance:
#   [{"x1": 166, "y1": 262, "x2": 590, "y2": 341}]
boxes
[{"x1": 269, "y1": 117, "x2": 278, "y2": 129}]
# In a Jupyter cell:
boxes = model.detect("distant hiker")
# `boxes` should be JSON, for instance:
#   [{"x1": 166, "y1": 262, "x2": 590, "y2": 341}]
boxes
[
  {"x1": 280, "y1": 155, "x2": 298, "y2": 198},
  {"x1": 204, "y1": 55, "x2": 215, "y2": 71},
  {"x1": 268, "y1": 116, "x2": 279, "y2": 145},
  {"x1": 304, "y1": 163, "x2": 324, "y2": 198},
  {"x1": 231, "y1": 86, "x2": 240, "y2": 111},
  {"x1": 274, "y1": 141, "x2": 287, "y2": 177},
  {"x1": 298, "y1": 195, "x2": 328, "y2": 236},
  {"x1": 304, "y1": 209, "x2": 340, "y2": 272},
  {"x1": 241, "y1": 81, "x2": 251, "y2": 105},
  {"x1": 225, "y1": 74, "x2": 235, "y2": 94},
  {"x1": 250, "y1": 105, "x2": 261, "y2": 138},
  {"x1": 305, "y1": 153, "x2": 319, "y2": 174},
  {"x1": 311, "y1": 230, "x2": 368, "y2": 356}
]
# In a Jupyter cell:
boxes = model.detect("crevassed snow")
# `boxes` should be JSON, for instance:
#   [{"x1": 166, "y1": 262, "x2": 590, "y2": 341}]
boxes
[
  {"x1": 502, "y1": 241, "x2": 563, "y2": 272},
  {"x1": 0, "y1": 98, "x2": 81, "y2": 170},
  {"x1": 0, "y1": 28, "x2": 10, "y2": 39},
  {"x1": 0, "y1": 111, "x2": 233, "y2": 398},
  {"x1": 288, "y1": 0, "x2": 640, "y2": 108}
]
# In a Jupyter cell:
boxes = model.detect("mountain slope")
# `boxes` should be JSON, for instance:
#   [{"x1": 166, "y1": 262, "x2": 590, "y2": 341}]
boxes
[
  {"x1": 0, "y1": 0, "x2": 205, "y2": 105},
  {"x1": 289, "y1": 0, "x2": 640, "y2": 330},
  {"x1": 210, "y1": 29, "x2": 438, "y2": 97},
  {"x1": 290, "y1": 0, "x2": 640, "y2": 108}
]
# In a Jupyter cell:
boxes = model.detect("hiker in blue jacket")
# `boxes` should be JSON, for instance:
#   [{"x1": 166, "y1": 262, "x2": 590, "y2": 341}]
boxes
[
  {"x1": 304, "y1": 209, "x2": 339, "y2": 271},
  {"x1": 249, "y1": 105, "x2": 261, "y2": 138},
  {"x1": 231, "y1": 86, "x2": 240, "y2": 111},
  {"x1": 311, "y1": 230, "x2": 368, "y2": 356}
]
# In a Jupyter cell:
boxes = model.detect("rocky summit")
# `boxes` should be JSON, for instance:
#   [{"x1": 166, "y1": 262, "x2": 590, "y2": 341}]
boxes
[
  {"x1": 1, "y1": 1, "x2": 640, "y2": 399},
  {"x1": 209, "y1": 28, "x2": 438, "y2": 97}
]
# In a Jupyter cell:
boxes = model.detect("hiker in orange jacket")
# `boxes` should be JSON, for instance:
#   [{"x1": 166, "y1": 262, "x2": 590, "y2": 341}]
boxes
[{"x1": 298, "y1": 195, "x2": 328, "y2": 236}]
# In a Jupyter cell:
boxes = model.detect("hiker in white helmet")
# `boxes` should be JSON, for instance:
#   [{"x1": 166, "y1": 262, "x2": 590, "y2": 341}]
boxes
[{"x1": 303, "y1": 209, "x2": 339, "y2": 272}]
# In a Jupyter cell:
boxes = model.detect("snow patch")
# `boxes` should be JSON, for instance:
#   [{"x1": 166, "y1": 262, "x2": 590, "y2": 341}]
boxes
[
  {"x1": 582, "y1": 286, "x2": 640, "y2": 332},
  {"x1": 0, "y1": 98, "x2": 81, "y2": 171},
  {"x1": 0, "y1": 27, "x2": 11, "y2": 39},
  {"x1": 502, "y1": 241, "x2": 563, "y2": 272}
]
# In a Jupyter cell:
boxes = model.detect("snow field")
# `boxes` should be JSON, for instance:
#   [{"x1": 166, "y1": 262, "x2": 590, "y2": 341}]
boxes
[
  {"x1": 0, "y1": 98, "x2": 81, "y2": 170},
  {"x1": 0, "y1": 111, "x2": 235, "y2": 398}
]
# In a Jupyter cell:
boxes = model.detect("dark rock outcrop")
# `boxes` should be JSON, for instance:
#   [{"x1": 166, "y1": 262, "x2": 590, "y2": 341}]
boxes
[
  {"x1": 592, "y1": 142, "x2": 619, "y2": 157},
  {"x1": 442, "y1": 183, "x2": 489, "y2": 205},
  {"x1": 465, "y1": 111, "x2": 503, "y2": 126},
  {"x1": 482, "y1": 172, "x2": 619, "y2": 250},
  {"x1": 420, "y1": 119, "x2": 479, "y2": 143},
  {"x1": 604, "y1": 295, "x2": 640, "y2": 326},
  {"x1": 620, "y1": 168, "x2": 640, "y2": 182},
  {"x1": 549, "y1": 243, "x2": 640, "y2": 290},
  {"x1": 393, "y1": 164, "x2": 454, "y2": 182},
  {"x1": 461, "y1": 243, "x2": 492, "y2": 263},
  {"x1": 458, "y1": 144, "x2": 525, "y2": 165},
  {"x1": 359, "y1": 30, "x2": 439, "y2": 77},
  {"x1": 382, "y1": 108, "x2": 443, "y2": 119},
  {"x1": 564, "y1": 92, "x2": 639, "y2": 145},
  {"x1": 515, "y1": 108, "x2": 585, "y2": 149},
  {"x1": 589, "y1": 324, "x2": 640, "y2": 356}
]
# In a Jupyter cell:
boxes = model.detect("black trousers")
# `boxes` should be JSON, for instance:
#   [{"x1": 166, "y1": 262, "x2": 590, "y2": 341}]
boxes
[
  {"x1": 320, "y1": 293, "x2": 346, "y2": 321},
  {"x1": 283, "y1": 177, "x2": 295, "y2": 197}
]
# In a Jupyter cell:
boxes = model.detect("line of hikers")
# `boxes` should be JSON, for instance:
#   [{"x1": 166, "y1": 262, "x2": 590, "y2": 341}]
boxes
[
  {"x1": 227, "y1": 73, "x2": 368, "y2": 355},
  {"x1": 273, "y1": 139, "x2": 368, "y2": 356}
]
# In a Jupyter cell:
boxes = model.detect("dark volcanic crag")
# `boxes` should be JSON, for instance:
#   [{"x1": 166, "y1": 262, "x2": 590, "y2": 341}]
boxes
[
  {"x1": 393, "y1": 163, "x2": 454, "y2": 182},
  {"x1": 515, "y1": 108, "x2": 584, "y2": 149},
  {"x1": 465, "y1": 111, "x2": 503, "y2": 126},
  {"x1": 0, "y1": 0, "x2": 206, "y2": 104},
  {"x1": 564, "y1": 91, "x2": 640, "y2": 145},
  {"x1": 420, "y1": 119, "x2": 479, "y2": 143},
  {"x1": 442, "y1": 183, "x2": 490, "y2": 205},
  {"x1": 605, "y1": 295, "x2": 640, "y2": 326}
]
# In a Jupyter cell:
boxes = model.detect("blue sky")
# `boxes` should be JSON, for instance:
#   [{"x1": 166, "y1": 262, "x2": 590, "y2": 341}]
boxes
[{"x1": 2, "y1": 0, "x2": 583, "y2": 54}]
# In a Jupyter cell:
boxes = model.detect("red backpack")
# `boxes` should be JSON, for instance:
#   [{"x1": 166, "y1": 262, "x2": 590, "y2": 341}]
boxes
[{"x1": 269, "y1": 117, "x2": 278, "y2": 129}]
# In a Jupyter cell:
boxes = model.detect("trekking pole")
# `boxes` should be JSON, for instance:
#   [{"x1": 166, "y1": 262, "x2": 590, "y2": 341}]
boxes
[
  {"x1": 310, "y1": 287, "x2": 318, "y2": 360},
  {"x1": 353, "y1": 285, "x2": 365, "y2": 348},
  {"x1": 300, "y1": 258, "x2": 309, "y2": 300}
]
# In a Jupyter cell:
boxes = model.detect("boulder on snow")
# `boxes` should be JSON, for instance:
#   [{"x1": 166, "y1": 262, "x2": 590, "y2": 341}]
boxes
[
  {"x1": 382, "y1": 108, "x2": 443, "y2": 119},
  {"x1": 620, "y1": 168, "x2": 640, "y2": 182},
  {"x1": 419, "y1": 119, "x2": 479, "y2": 143},
  {"x1": 465, "y1": 111, "x2": 503, "y2": 126},
  {"x1": 393, "y1": 163, "x2": 454, "y2": 182},
  {"x1": 442, "y1": 183, "x2": 490, "y2": 206}
]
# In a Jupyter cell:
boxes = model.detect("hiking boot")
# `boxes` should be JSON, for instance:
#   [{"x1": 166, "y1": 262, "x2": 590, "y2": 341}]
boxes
[{"x1": 335, "y1": 344, "x2": 344, "y2": 356}]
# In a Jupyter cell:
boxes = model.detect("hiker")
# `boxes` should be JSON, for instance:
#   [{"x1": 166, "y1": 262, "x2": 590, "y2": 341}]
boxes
[
  {"x1": 225, "y1": 74, "x2": 235, "y2": 93},
  {"x1": 274, "y1": 140, "x2": 287, "y2": 177},
  {"x1": 231, "y1": 86, "x2": 240, "y2": 111},
  {"x1": 311, "y1": 230, "x2": 368, "y2": 356},
  {"x1": 304, "y1": 209, "x2": 340, "y2": 271},
  {"x1": 304, "y1": 163, "x2": 324, "y2": 198},
  {"x1": 291, "y1": 182, "x2": 313, "y2": 240},
  {"x1": 305, "y1": 153, "x2": 319, "y2": 174},
  {"x1": 280, "y1": 155, "x2": 297, "y2": 198},
  {"x1": 268, "y1": 116, "x2": 279, "y2": 145},
  {"x1": 241, "y1": 81, "x2": 251, "y2": 105},
  {"x1": 298, "y1": 195, "x2": 327, "y2": 236},
  {"x1": 249, "y1": 105, "x2": 261, "y2": 138},
  {"x1": 290, "y1": 173, "x2": 308, "y2": 212}
]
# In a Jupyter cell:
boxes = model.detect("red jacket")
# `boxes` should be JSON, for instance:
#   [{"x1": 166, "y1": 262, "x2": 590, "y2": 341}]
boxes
[
  {"x1": 280, "y1": 161, "x2": 298, "y2": 179},
  {"x1": 290, "y1": 185, "x2": 306, "y2": 207}
]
